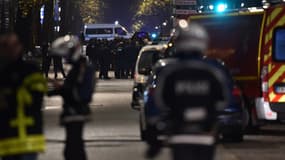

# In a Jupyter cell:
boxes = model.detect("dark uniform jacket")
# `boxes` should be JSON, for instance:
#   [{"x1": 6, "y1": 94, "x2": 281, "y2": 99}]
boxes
[
  {"x1": 48, "y1": 57, "x2": 96, "y2": 124},
  {"x1": 0, "y1": 59, "x2": 47, "y2": 157}
]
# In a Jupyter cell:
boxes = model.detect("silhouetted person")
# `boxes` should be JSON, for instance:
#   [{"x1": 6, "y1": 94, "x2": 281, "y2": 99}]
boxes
[
  {"x1": 0, "y1": 33, "x2": 47, "y2": 160},
  {"x1": 146, "y1": 22, "x2": 231, "y2": 160},
  {"x1": 48, "y1": 35, "x2": 96, "y2": 160},
  {"x1": 99, "y1": 42, "x2": 110, "y2": 79},
  {"x1": 53, "y1": 56, "x2": 66, "y2": 79},
  {"x1": 114, "y1": 41, "x2": 125, "y2": 79},
  {"x1": 126, "y1": 41, "x2": 140, "y2": 78},
  {"x1": 42, "y1": 42, "x2": 52, "y2": 78}
]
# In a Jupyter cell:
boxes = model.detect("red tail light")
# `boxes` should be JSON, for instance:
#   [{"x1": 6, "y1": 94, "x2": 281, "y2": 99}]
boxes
[
  {"x1": 232, "y1": 86, "x2": 243, "y2": 107},
  {"x1": 232, "y1": 86, "x2": 242, "y2": 97}
]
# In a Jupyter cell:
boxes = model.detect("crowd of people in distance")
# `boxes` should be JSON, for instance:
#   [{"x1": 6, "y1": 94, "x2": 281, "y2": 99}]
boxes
[
  {"x1": 42, "y1": 42, "x2": 66, "y2": 79},
  {"x1": 86, "y1": 38, "x2": 148, "y2": 79}
]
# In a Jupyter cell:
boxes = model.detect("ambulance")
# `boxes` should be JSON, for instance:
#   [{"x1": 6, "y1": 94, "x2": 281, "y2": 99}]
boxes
[{"x1": 187, "y1": 2, "x2": 285, "y2": 126}]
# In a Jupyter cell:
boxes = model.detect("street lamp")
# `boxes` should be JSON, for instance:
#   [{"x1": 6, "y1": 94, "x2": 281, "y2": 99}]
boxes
[
  {"x1": 115, "y1": 20, "x2": 119, "y2": 25},
  {"x1": 162, "y1": 22, "x2": 167, "y2": 26}
]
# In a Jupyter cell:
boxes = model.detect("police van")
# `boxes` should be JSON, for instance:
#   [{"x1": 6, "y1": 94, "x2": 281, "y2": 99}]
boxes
[{"x1": 84, "y1": 24, "x2": 131, "y2": 41}]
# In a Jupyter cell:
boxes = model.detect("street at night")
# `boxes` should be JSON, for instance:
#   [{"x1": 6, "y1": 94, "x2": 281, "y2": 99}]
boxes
[
  {"x1": 2, "y1": 0, "x2": 285, "y2": 160},
  {"x1": 40, "y1": 79, "x2": 285, "y2": 160}
]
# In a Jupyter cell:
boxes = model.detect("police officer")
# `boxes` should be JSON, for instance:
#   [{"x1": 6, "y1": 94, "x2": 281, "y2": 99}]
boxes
[
  {"x1": 114, "y1": 41, "x2": 125, "y2": 79},
  {"x1": 53, "y1": 56, "x2": 66, "y2": 79},
  {"x1": 0, "y1": 33, "x2": 47, "y2": 160},
  {"x1": 48, "y1": 35, "x2": 96, "y2": 160},
  {"x1": 86, "y1": 39, "x2": 99, "y2": 68},
  {"x1": 99, "y1": 40, "x2": 111, "y2": 79},
  {"x1": 41, "y1": 42, "x2": 51, "y2": 78},
  {"x1": 146, "y1": 21, "x2": 231, "y2": 160}
]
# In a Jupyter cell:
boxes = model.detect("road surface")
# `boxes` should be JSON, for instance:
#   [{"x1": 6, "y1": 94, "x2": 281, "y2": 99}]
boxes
[{"x1": 40, "y1": 79, "x2": 285, "y2": 160}]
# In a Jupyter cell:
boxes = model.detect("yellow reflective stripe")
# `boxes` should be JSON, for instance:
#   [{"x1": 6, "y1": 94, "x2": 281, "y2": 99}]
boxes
[
  {"x1": 30, "y1": 83, "x2": 47, "y2": 92},
  {"x1": 23, "y1": 73, "x2": 47, "y2": 93},
  {"x1": 267, "y1": 8, "x2": 282, "y2": 27},
  {"x1": 17, "y1": 87, "x2": 32, "y2": 106},
  {"x1": 9, "y1": 73, "x2": 46, "y2": 140},
  {"x1": 264, "y1": 54, "x2": 270, "y2": 62},
  {"x1": 265, "y1": 8, "x2": 283, "y2": 45},
  {"x1": 0, "y1": 135, "x2": 45, "y2": 156},
  {"x1": 258, "y1": 13, "x2": 266, "y2": 77},
  {"x1": 264, "y1": 28, "x2": 272, "y2": 46},
  {"x1": 275, "y1": 15, "x2": 285, "y2": 27},
  {"x1": 264, "y1": 8, "x2": 280, "y2": 44},
  {"x1": 269, "y1": 66, "x2": 285, "y2": 87},
  {"x1": 264, "y1": 12, "x2": 270, "y2": 44},
  {"x1": 10, "y1": 87, "x2": 35, "y2": 139},
  {"x1": 279, "y1": 95, "x2": 285, "y2": 102},
  {"x1": 269, "y1": 91, "x2": 276, "y2": 101}
]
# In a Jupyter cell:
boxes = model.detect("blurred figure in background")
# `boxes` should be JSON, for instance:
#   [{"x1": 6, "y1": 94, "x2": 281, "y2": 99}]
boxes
[
  {"x1": 0, "y1": 33, "x2": 47, "y2": 160},
  {"x1": 130, "y1": 41, "x2": 141, "y2": 78},
  {"x1": 42, "y1": 42, "x2": 51, "y2": 78},
  {"x1": 53, "y1": 56, "x2": 66, "y2": 79},
  {"x1": 48, "y1": 35, "x2": 96, "y2": 160},
  {"x1": 98, "y1": 40, "x2": 111, "y2": 79},
  {"x1": 121, "y1": 40, "x2": 130, "y2": 79},
  {"x1": 114, "y1": 41, "x2": 125, "y2": 79},
  {"x1": 86, "y1": 39, "x2": 99, "y2": 67}
]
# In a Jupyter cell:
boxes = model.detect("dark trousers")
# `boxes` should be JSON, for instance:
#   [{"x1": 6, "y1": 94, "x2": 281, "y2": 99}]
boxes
[
  {"x1": 53, "y1": 57, "x2": 66, "y2": 79},
  {"x1": 64, "y1": 122, "x2": 87, "y2": 160},
  {"x1": 172, "y1": 145, "x2": 215, "y2": 160},
  {"x1": 99, "y1": 65, "x2": 109, "y2": 78},
  {"x1": 42, "y1": 56, "x2": 51, "y2": 78}
]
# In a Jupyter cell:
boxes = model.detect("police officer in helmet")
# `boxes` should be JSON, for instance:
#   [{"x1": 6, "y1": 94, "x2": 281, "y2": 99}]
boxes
[
  {"x1": 173, "y1": 20, "x2": 209, "y2": 58},
  {"x1": 146, "y1": 21, "x2": 230, "y2": 160},
  {"x1": 48, "y1": 35, "x2": 96, "y2": 160}
]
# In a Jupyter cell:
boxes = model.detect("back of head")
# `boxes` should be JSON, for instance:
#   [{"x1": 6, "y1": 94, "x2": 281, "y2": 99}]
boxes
[
  {"x1": 0, "y1": 33, "x2": 23, "y2": 60},
  {"x1": 174, "y1": 20, "x2": 209, "y2": 57},
  {"x1": 0, "y1": 33, "x2": 23, "y2": 70}
]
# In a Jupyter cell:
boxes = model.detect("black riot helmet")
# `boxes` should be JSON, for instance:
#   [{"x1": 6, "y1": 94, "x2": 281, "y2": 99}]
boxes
[{"x1": 174, "y1": 20, "x2": 209, "y2": 56}]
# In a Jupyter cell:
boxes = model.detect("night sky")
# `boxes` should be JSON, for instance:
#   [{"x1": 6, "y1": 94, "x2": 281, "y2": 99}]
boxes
[{"x1": 102, "y1": 0, "x2": 137, "y2": 31}]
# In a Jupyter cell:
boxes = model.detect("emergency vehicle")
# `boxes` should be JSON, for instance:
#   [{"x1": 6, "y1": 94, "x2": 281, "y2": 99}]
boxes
[
  {"x1": 84, "y1": 24, "x2": 131, "y2": 41},
  {"x1": 186, "y1": 2, "x2": 285, "y2": 125}
]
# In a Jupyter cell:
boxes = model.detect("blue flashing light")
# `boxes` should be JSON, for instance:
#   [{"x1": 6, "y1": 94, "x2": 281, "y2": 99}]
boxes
[
  {"x1": 151, "y1": 33, "x2": 157, "y2": 39},
  {"x1": 217, "y1": 3, "x2": 227, "y2": 12},
  {"x1": 40, "y1": 5, "x2": 45, "y2": 24}
]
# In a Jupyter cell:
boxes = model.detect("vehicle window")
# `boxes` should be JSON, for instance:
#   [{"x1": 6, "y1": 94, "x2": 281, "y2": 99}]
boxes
[
  {"x1": 86, "y1": 28, "x2": 113, "y2": 34},
  {"x1": 273, "y1": 28, "x2": 285, "y2": 61},
  {"x1": 138, "y1": 51, "x2": 160, "y2": 75},
  {"x1": 115, "y1": 27, "x2": 127, "y2": 35}
]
